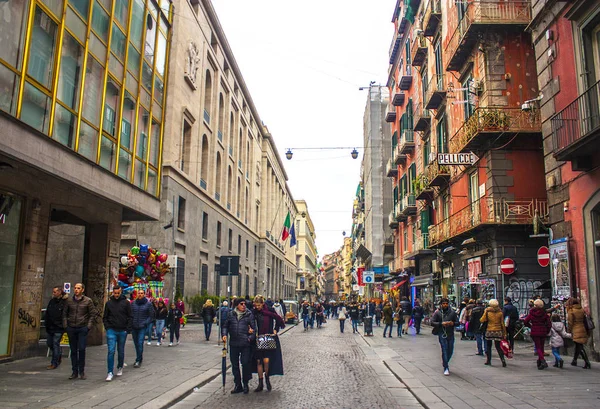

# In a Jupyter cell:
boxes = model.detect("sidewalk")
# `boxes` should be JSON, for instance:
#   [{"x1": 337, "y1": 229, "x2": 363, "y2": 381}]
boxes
[{"x1": 0, "y1": 324, "x2": 224, "y2": 409}]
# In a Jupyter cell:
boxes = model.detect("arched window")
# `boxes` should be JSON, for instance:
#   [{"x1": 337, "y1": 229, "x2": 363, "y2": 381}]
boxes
[
  {"x1": 215, "y1": 152, "x2": 222, "y2": 200},
  {"x1": 203, "y1": 70, "x2": 212, "y2": 124},
  {"x1": 218, "y1": 93, "x2": 224, "y2": 141},
  {"x1": 229, "y1": 112, "x2": 234, "y2": 155},
  {"x1": 236, "y1": 177, "x2": 242, "y2": 217},
  {"x1": 200, "y1": 134, "x2": 209, "y2": 189},
  {"x1": 246, "y1": 141, "x2": 250, "y2": 176},
  {"x1": 238, "y1": 128, "x2": 243, "y2": 168},
  {"x1": 227, "y1": 166, "x2": 232, "y2": 210}
]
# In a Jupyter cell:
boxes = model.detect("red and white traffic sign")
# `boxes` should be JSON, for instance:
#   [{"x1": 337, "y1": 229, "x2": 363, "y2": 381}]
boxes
[
  {"x1": 537, "y1": 246, "x2": 550, "y2": 267},
  {"x1": 500, "y1": 258, "x2": 515, "y2": 275}
]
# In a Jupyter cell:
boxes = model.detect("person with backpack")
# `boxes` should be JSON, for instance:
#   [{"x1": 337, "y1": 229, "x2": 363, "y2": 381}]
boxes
[
  {"x1": 430, "y1": 298, "x2": 459, "y2": 376},
  {"x1": 567, "y1": 298, "x2": 591, "y2": 369}
]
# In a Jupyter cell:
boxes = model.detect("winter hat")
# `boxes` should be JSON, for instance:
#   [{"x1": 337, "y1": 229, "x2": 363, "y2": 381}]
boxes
[
  {"x1": 534, "y1": 299, "x2": 545, "y2": 308},
  {"x1": 233, "y1": 298, "x2": 246, "y2": 308},
  {"x1": 222, "y1": 301, "x2": 228, "y2": 306},
  {"x1": 488, "y1": 299, "x2": 499, "y2": 308}
]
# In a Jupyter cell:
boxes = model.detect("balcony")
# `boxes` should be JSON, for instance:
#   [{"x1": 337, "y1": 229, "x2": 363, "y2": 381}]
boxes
[
  {"x1": 428, "y1": 197, "x2": 548, "y2": 247},
  {"x1": 395, "y1": 201, "x2": 406, "y2": 222},
  {"x1": 393, "y1": 144, "x2": 407, "y2": 165},
  {"x1": 552, "y1": 79, "x2": 600, "y2": 171},
  {"x1": 404, "y1": 232, "x2": 435, "y2": 260},
  {"x1": 399, "y1": 129, "x2": 415, "y2": 154},
  {"x1": 392, "y1": 91, "x2": 406, "y2": 106},
  {"x1": 449, "y1": 107, "x2": 541, "y2": 154},
  {"x1": 388, "y1": 210, "x2": 399, "y2": 229},
  {"x1": 413, "y1": 103, "x2": 431, "y2": 132},
  {"x1": 445, "y1": 1, "x2": 532, "y2": 72},
  {"x1": 399, "y1": 64, "x2": 413, "y2": 90},
  {"x1": 402, "y1": 194, "x2": 417, "y2": 216},
  {"x1": 411, "y1": 35, "x2": 428, "y2": 67},
  {"x1": 424, "y1": 154, "x2": 450, "y2": 187},
  {"x1": 423, "y1": 0, "x2": 442, "y2": 37},
  {"x1": 386, "y1": 158, "x2": 398, "y2": 178},
  {"x1": 389, "y1": 32, "x2": 402, "y2": 65},
  {"x1": 414, "y1": 175, "x2": 434, "y2": 201},
  {"x1": 385, "y1": 105, "x2": 397, "y2": 122},
  {"x1": 425, "y1": 74, "x2": 446, "y2": 110}
]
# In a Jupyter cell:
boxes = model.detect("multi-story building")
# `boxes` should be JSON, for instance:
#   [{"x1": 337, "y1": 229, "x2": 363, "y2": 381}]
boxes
[
  {"x1": 122, "y1": 0, "x2": 297, "y2": 302},
  {"x1": 528, "y1": 0, "x2": 600, "y2": 356},
  {"x1": 323, "y1": 251, "x2": 340, "y2": 300},
  {"x1": 0, "y1": 0, "x2": 173, "y2": 359},
  {"x1": 341, "y1": 237, "x2": 354, "y2": 299},
  {"x1": 386, "y1": 0, "x2": 549, "y2": 310},
  {"x1": 294, "y1": 200, "x2": 318, "y2": 302}
]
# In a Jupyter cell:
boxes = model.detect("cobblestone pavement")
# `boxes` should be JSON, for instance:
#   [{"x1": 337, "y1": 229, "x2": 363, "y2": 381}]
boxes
[
  {"x1": 172, "y1": 321, "x2": 423, "y2": 409},
  {"x1": 0, "y1": 324, "x2": 223, "y2": 409}
]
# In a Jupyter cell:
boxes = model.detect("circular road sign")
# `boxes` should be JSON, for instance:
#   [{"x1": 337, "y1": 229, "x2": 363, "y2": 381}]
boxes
[
  {"x1": 500, "y1": 258, "x2": 516, "y2": 275},
  {"x1": 537, "y1": 246, "x2": 550, "y2": 268}
]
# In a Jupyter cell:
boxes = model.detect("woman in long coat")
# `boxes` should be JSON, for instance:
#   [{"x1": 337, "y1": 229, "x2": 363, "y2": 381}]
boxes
[
  {"x1": 251, "y1": 295, "x2": 285, "y2": 391},
  {"x1": 567, "y1": 298, "x2": 591, "y2": 369},
  {"x1": 480, "y1": 299, "x2": 507, "y2": 367},
  {"x1": 524, "y1": 299, "x2": 551, "y2": 370}
]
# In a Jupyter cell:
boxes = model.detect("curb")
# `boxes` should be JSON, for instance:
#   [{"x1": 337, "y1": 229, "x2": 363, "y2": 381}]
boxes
[{"x1": 148, "y1": 322, "x2": 297, "y2": 409}]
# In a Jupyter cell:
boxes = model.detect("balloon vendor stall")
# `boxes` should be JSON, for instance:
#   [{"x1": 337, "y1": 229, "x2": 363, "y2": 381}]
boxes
[{"x1": 118, "y1": 244, "x2": 170, "y2": 298}]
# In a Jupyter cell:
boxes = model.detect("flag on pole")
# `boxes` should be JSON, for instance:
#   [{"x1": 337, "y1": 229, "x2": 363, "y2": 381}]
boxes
[
  {"x1": 281, "y1": 212, "x2": 291, "y2": 241},
  {"x1": 289, "y1": 222, "x2": 297, "y2": 247}
]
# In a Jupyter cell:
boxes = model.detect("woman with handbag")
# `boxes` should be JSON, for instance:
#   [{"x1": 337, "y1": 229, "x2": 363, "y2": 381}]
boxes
[
  {"x1": 252, "y1": 295, "x2": 285, "y2": 392},
  {"x1": 338, "y1": 303, "x2": 347, "y2": 333},
  {"x1": 567, "y1": 298, "x2": 591, "y2": 369},
  {"x1": 480, "y1": 299, "x2": 507, "y2": 367}
]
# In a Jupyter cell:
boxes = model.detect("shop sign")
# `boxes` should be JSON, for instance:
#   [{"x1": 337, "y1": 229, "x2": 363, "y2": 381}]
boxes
[
  {"x1": 467, "y1": 257, "x2": 482, "y2": 283},
  {"x1": 442, "y1": 266, "x2": 452, "y2": 279},
  {"x1": 550, "y1": 238, "x2": 571, "y2": 297}
]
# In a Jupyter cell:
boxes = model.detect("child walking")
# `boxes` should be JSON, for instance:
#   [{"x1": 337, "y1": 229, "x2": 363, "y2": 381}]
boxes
[
  {"x1": 550, "y1": 314, "x2": 571, "y2": 368},
  {"x1": 166, "y1": 302, "x2": 183, "y2": 346}
]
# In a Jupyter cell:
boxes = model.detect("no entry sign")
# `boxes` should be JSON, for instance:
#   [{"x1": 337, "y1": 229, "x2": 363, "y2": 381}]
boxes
[
  {"x1": 500, "y1": 258, "x2": 515, "y2": 275},
  {"x1": 537, "y1": 246, "x2": 550, "y2": 267}
]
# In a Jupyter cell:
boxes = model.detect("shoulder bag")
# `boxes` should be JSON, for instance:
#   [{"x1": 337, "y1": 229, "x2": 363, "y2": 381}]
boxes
[
  {"x1": 256, "y1": 334, "x2": 277, "y2": 350},
  {"x1": 584, "y1": 314, "x2": 595, "y2": 332}
]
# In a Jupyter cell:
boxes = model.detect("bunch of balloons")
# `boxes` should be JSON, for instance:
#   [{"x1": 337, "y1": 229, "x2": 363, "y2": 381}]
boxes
[{"x1": 117, "y1": 244, "x2": 170, "y2": 294}]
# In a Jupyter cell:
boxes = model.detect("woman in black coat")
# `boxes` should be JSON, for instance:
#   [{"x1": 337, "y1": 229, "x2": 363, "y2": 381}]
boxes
[{"x1": 251, "y1": 295, "x2": 285, "y2": 392}]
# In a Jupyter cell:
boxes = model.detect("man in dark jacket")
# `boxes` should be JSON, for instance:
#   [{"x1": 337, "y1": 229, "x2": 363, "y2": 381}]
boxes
[
  {"x1": 412, "y1": 299, "x2": 425, "y2": 335},
  {"x1": 131, "y1": 289, "x2": 154, "y2": 368},
  {"x1": 103, "y1": 286, "x2": 132, "y2": 381},
  {"x1": 400, "y1": 297, "x2": 412, "y2": 335},
  {"x1": 63, "y1": 283, "x2": 97, "y2": 380},
  {"x1": 430, "y1": 298, "x2": 459, "y2": 376},
  {"x1": 469, "y1": 299, "x2": 486, "y2": 355},
  {"x1": 221, "y1": 298, "x2": 256, "y2": 394},
  {"x1": 349, "y1": 302, "x2": 360, "y2": 333},
  {"x1": 503, "y1": 297, "x2": 519, "y2": 351},
  {"x1": 46, "y1": 286, "x2": 67, "y2": 370}
]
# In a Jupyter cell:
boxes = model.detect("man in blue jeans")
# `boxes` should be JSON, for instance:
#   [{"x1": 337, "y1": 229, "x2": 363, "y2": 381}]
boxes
[
  {"x1": 102, "y1": 286, "x2": 132, "y2": 381},
  {"x1": 301, "y1": 301, "x2": 310, "y2": 331},
  {"x1": 131, "y1": 289, "x2": 154, "y2": 368},
  {"x1": 63, "y1": 283, "x2": 97, "y2": 380},
  {"x1": 430, "y1": 298, "x2": 458, "y2": 376},
  {"x1": 45, "y1": 286, "x2": 67, "y2": 370}
]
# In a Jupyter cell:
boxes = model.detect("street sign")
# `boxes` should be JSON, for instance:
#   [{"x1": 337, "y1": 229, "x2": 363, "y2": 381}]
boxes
[
  {"x1": 437, "y1": 152, "x2": 479, "y2": 166},
  {"x1": 363, "y1": 271, "x2": 375, "y2": 284},
  {"x1": 63, "y1": 283, "x2": 71, "y2": 294},
  {"x1": 537, "y1": 246, "x2": 550, "y2": 267},
  {"x1": 219, "y1": 255, "x2": 240, "y2": 276},
  {"x1": 500, "y1": 258, "x2": 515, "y2": 275}
]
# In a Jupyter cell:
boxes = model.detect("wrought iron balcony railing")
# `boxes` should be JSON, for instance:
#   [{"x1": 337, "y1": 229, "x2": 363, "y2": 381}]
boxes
[
  {"x1": 552, "y1": 79, "x2": 600, "y2": 162},
  {"x1": 389, "y1": 210, "x2": 399, "y2": 229},
  {"x1": 399, "y1": 63, "x2": 413, "y2": 91},
  {"x1": 386, "y1": 104, "x2": 397, "y2": 122},
  {"x1": 393, "y1": 144, "x2": 407, "y2": 165},
  {"x1": 414, "y1": 232, "x2": 430, "y2": 251},
  {"x1": 399, "y1": 129, "x2": 415, "y2": 154},
  {"x1": 449, "y1": 107, "x2": 541, "y2": 153},
  {"x1": 414, "y1": 174, "x2": 434, "y2": 201},
  {"x1": 445, "y1": 1, "x2": 532, "y2": 71},
  {"x1": 425, "y1": 74, "x2": 446, "y2": 110},
  {"x1": 386, "y1": 158, "x2": 398, "y2": 178},
  {"x1": 423, "y1": 0, "x2": 442, "y2": 37},
  {"x1": 413, "y1": 102, "x2": 431, "y2": 132},
  {"x1": 424, "y1": 154, "x2": 450, "y2": 188},
  {"x1": 402, "y1": 194, "x2": 417, "y2": 216},
  {"x1": 428, "y1": 197, "x2": 548, "y2": 247},
  {"x1": 411, "y1": 35, "x2": 428, "y2": 67}
]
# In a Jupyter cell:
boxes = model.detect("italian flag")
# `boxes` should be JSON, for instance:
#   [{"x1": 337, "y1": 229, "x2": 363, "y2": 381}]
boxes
[{"x1": 281, "y1": 212, "x2": 291, "y2": 241}]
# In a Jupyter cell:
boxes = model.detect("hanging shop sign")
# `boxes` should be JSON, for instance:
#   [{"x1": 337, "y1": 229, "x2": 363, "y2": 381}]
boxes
[
  {"x1": 467, "y1": 257, "x2": 482, "y2": 283},
  {"x1": 437, "y1": 152, "x2": 479, "y2": 166}
]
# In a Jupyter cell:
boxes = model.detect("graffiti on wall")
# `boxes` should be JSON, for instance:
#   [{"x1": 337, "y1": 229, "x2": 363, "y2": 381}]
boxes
[
  {"x1": 504, "y1": 278, "x2": 550, "y2": 315},
  {"x1": 18, "y1": 308, "x2": 37, "y2": 328}
]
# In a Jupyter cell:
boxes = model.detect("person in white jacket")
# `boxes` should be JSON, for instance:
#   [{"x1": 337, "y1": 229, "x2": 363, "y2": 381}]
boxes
[
  {"x1": 550, "y1": 314, "x2": 572, "y2": 368},
  {"x1": 338, "y1": 304, "x2": 347, "y2": 333}
]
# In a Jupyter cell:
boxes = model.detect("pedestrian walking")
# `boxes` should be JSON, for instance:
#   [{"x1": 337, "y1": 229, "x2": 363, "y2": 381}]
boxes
[
  {"x1": 309, "y1": 302, "x2": 316, "y2": 329},
  {"x1": 469, "y1": 299, "x2": 486, "y2": 356},
  {"x1": 375, "y1": 303, "x2": 382, "y2": 327},
  {"x1": 63, "y1": 283, "x2": 97, "y2": 380},
  {"x1": 102, "y1": 285, "x2": 132, "y2": 381},
  {"x1": 549, "y1": 313, "x2": 571, "y2": 368},
  {"x1": 155, "y1": 299, "x2": 168, "y2": 346},
  {"x1": 221, "y1": 298, "x2": 256, "y2": 394},
  {"x1": 524, "y1": 299, "x2": 551, "y2": 370},
  {"x1": 338, "y1": 303, "x2": 347, "y2": 333},
  {"x1": 251, "y1": 295, "x2": 285, "y2": 392},
  {"x1": 400, "y1": 297, "x2": 412, "y2": 335},
  {"x1": 480, "y1": 299, "x2": 507, "y2": 367},
  {"x1": 301, "y1": 300, "x2": 310, "y2": 331},
  {"x1": 176, "y1": 297, "x2": 186, "y2": 328},
  {"x1": 218, "y1": 300, "x2": 230, "y2": 326},
  {"x1": 502, "y1": 297, "x2": 519, "y2": 351},
  {"x1": 567, "y1": 298, "x2": 592, "y2": 369},
  {"x1": 131, "y1": 289, "x2": 155, "y2": 368},
  {"x1": 45, "y1": 286, "x2": 67, "y2": 370},
  {"x1": 394, "y1": 304, "x2": 403, "y2": 337},
  {"x1": 146, "y1": 298, "x2": 157, "y2": 345},
  {"x1": 201, "y1": 299, "x2": 216, "y2": 341},
  {"x1": 412, "y1": 299, "x2": 424, "y2": 335},
  {"x1": 349, "y1": 302, "x2": 360, "y2": 334},
  {"x1": 430, "y1": 298, "x2": 459, "y2": 376},
  {"x1": 382, "y1": 301, "x2": 393, "y2": 338},
  {"x1": 315, "y1": 303, "x2": 325, "y2": 328},
  {"x1": 273, "y1": 301, "x2": 284, "y2": 320},
  {"x1": 167, "y1": 302, "x2": 183, "y2": 346}
]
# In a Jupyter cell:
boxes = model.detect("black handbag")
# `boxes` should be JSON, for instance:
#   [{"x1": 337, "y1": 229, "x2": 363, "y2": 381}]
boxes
[{"x1": 256, "y1": 334, "x2": 277, "y2": 350}]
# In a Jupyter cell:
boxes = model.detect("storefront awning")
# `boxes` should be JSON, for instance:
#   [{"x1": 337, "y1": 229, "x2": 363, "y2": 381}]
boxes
[
  {"x1": 391, "y1": 279, "x2": 408, "y2": 290},
  {"x1": 411, "y1": 274, "x2": 433, "y2": 287}
]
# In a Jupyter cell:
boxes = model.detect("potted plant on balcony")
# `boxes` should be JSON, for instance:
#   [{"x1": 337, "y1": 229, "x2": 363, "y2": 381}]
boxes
[{"x1": 479, "y1": 108, "x2": 510, "y2": 131}]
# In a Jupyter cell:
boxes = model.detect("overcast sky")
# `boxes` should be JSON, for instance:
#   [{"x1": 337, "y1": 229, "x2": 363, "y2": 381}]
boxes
[{"x1": 211, "y1": 0, "x2": 393, "y2": 257}]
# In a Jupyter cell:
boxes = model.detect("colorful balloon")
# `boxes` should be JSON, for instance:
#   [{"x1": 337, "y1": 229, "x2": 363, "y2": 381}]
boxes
[
  {"x1": 158, "y1": 253, "x2": 168, "y2": 263},
  {"x1": 120, "y1": 256, "x2": 128, "y2": 266},
  {"x1": 130, "y1": 246, "x2": 140, "y2": 256},
  {"x1": 148, "y1": 253, "x2": 156, "y2": 264},
  {"x1": 139, "y1": 244, "x2": 149, "y2": 255}
]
